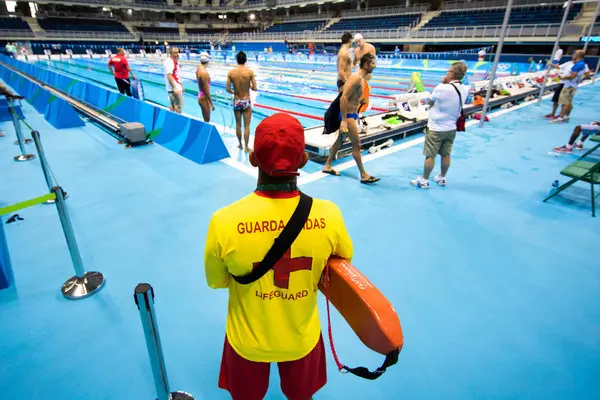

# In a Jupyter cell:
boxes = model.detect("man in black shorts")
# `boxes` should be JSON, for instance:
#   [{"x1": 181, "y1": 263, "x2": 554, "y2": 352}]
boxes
[
  {"x1": 108, "y1": 48, "x2": 135, "y2": 97},
  {"x1": 336, "y1": 32, "x2": 353, "y2": 93},
  {"x1": 544, "y1": 82, "x2": 564, "y2": 120},
  {"x1": 544, "y1": 58, "x2": 569, "y2": 119}
]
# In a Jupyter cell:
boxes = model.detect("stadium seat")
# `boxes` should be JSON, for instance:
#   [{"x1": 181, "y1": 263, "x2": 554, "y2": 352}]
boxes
[
  {"x1": 37, "y1": 17, "x2": 129, "y2": 32},
  {"x1": 265, "y1": 20, "x2": 327, "y2": 33},
  {"x1": 425, "y1": 4, "x2": 582, "y2": 28},
  {"x1": 327, "y1": 14, "x2": 421, "y2": 31},
  {"x1": 0, "y1": 17, "x2": 31, "y2": 32}
]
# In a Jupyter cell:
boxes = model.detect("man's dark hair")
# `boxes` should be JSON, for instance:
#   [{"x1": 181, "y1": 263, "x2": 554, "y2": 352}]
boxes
[
  {"x1": 359, "y1": 53, "x2": 375, "y2": 69},
  {"x1": 341, "y1": 32, "x2": 353, "y2": 45},
  {"x1": 237, "y1": 51, "x2": 247, "y2": 65}
]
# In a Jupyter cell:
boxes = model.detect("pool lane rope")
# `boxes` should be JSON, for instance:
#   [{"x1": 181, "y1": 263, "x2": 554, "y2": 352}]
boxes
[{"x1": 86, "y1": 58, "x2": 400, "y2": 102}]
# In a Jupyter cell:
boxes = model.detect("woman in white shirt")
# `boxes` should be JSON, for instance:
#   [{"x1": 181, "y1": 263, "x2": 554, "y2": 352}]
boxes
[{"x1": 412, "y1": 62, "x2": 469, "y2": 189}]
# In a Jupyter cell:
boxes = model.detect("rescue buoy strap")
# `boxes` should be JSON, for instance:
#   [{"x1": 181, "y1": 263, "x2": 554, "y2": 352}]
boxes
[{"x1": 324, "y1": 265, "x2": 400, "y2": 381}]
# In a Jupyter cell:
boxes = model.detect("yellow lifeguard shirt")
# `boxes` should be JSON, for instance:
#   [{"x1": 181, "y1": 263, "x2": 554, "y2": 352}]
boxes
[{"x1": 204, "y1": 190, "x2": 353, "y2": 362}]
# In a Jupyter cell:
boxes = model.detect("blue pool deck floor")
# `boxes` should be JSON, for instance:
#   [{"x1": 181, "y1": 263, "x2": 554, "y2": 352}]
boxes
[{"x1": 0, "y1": 81, "x2": 599, "y2": 400}]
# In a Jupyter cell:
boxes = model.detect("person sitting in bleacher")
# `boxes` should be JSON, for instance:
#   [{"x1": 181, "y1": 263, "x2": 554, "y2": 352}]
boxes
[{"x1": 553, "y1": 122, "x2": 600, "y2": 153}]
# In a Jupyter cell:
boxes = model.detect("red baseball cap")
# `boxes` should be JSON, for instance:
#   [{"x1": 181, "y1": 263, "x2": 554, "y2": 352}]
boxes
[{"x1": 253, "y1": 113, "x2": 305, "y2": 177}]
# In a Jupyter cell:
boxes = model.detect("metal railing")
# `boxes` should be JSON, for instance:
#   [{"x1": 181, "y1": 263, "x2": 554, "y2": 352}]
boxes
[
  {"x1": 272, "y1": 13, "x2": 331, "y2": 23},
  {"x1": 42, "y1": 30, "x2": 135, "y2": 39},
  {"x1": 0, "y1": 22, "x2": 573, "y2": 42},
  {"x1": 138, "y1": 31, "x2": 182, "y2": 41},
  {"x1": 443, "y1": 0, "x2": 565, "y2": 11},
  {"x1": 408, "y1": 23, "x2": 563, "y2": 40},
  {"x1": 31, "y1": 0, "x2": 269, "y2": 12},
  {"x1": 340, "y1": 4, "x2": 429, "y2": 18},
  {"x1": 0, "y1": 29, "x2": 35, "y2": 38},
  {"x1": 35, "y1": 11, "x2": 115, "y2": 20},
  {"x1": 26, "y1": 0, "x2": 383, "y2": 12},
  {"x1": 182, "y1": 23, "x2": 565, "y2": 41}
]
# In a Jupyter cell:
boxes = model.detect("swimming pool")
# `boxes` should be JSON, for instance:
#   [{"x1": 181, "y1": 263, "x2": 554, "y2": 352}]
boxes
[{"x1": 33, "y1": 54, "x2": 489, "y2": 174}]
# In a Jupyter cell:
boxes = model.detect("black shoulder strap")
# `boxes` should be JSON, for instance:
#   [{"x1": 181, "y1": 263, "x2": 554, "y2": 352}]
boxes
[
  {"x1": 233, "y1": 192, "x2": 313, "y2": 285},
  {"x1": 449, "y1": 83, "x2": 465, "y2": 115},
  {"x1": 342, "y1": 349, "x2": 400, "y2": 380}
]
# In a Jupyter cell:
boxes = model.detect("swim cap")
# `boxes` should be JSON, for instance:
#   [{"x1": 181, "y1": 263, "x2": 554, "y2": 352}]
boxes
[
  {"x1": 354, "y1": 33, "x2": 364, "y2": 43},
  {"x1": 200, "y1": 52, "x2": 210, "y2": 63}
]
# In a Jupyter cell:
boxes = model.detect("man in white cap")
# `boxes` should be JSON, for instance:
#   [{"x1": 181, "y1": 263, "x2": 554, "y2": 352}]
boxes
[
  {"x1": 196, "y1": 51, "x2": 215, "y2": 122},
  {"x1": 352, "y1": 34, "x2": 376, "y2": 69}
]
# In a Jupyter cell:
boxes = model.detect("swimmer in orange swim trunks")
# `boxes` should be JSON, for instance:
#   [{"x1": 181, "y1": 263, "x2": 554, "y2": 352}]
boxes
[
  {"x1": 226, "y1": 51, "x2": 257, "y2": 152},
  {"x1": 196, "y1": 52, "x2": 215, "y2": 123},
  {"x1": 357, "y1": 80, "x2": 370, "y2": 133}
]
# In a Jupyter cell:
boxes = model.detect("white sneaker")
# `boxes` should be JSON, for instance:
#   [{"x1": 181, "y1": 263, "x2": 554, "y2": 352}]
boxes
[
  {"x1": 434, "y1": 175, "x2": 447, "y2": 186},
  {"x1": 550, "y1": 117, "x2": 566, "y2": 124},
  {"x1": 411, "y1": 176, "x2": 430, "y2": 189}
]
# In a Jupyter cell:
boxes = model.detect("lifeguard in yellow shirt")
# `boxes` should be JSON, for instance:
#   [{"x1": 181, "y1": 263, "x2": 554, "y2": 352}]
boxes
[{"x1": 204, "y1": 113, "x2": 353, "y2": 400}]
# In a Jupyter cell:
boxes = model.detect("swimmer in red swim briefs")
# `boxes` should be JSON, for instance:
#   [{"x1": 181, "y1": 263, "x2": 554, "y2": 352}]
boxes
[{"x1": 226, "y1": 51, "x2": 257, "y2": 152}]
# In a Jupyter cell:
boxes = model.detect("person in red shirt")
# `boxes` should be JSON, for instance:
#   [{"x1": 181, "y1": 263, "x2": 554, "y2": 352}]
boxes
[{"x1": 107, "y1": 48, "x2": 136, "y2": 97}]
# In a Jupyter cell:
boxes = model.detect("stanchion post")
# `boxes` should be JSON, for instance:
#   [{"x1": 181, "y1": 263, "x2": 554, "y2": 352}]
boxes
[
  {"x1": 8, "y1": 98, "x2": 35, "y2": 162},
  {"x1": 536, "y1": 0, "x2": 573, "y2": 104},
  {"x1": 31, "y1": 130, "x2": 68, "y2": 203},
  {"x1": 583, "y1": 0, "x2": 600, "y2": 54},
  {"x1": 31, "y1": 130, "x2": 55, "y2": 189},
  {"x1": 478, "y1": 0, "x2": 514, "y2": 128},
  {"x1": 134, "y1": 283, "x2": 195, "y2": 400},
  {"x1": 52, "y1": 186, "x2": 105, "y2": 300}
]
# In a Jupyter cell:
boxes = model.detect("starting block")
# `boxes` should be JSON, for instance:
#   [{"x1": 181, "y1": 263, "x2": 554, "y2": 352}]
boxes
[{"x1": 390, "y1": 91, "x2": 431, "y2": 121}]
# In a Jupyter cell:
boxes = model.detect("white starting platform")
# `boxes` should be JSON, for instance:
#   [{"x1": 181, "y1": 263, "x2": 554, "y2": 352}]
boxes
[
  {"x1": 304, "y1": 112, "x2": 428, "y2": 159},
  {"x1": 304, "y1": 71, "x2": 565, "y2": 161}
]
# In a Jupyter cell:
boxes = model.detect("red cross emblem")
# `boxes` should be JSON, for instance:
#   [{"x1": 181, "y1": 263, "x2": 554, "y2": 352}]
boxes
[{"x1": 253, "y1": 248, "x2": 312, "y2": 289}]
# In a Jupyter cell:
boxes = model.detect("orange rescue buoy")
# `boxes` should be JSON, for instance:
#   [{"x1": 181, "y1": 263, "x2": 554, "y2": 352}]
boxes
[{"x1": 318, "y1": 257, "x2": 403, "y2": 379}]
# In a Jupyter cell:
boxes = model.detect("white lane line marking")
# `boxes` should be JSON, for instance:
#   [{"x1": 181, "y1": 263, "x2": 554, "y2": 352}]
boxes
[
  {"x1": 221, "y1": 158, "x2": 258, "y2": 178},
  {"x1": 298, "y1": 136, "x2": 425, "y2": 186},
  {"x1": 296, "y1": 85, "x2": 574, "y2": 187}
]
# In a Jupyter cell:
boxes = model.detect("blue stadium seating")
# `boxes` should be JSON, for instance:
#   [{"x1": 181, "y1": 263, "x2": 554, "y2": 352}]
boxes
[
  {"x1": 186, "y1": 28, "x2": 224, "y2": 34},
  {"x1": 136, "y1": 26, "x2": 179, "y2": 34},
  {"x1": 425, "y1": 4, "x2": 582, "y2": 28},
  {"x1": 327, "y1": 14, "x2": 421, "y2": 31},
  {"x1": 0, "y1": 17, "x2": 31, "y2": 31},
  {"x1": 186, "y1": 27, "x2": 252, "y2": 34},
  {"x1": 265, "y1": 20, "x2": 327, "y2": 33},
  {"x1": 37, "y1": 18, "x2": 129, "y2": 32}
]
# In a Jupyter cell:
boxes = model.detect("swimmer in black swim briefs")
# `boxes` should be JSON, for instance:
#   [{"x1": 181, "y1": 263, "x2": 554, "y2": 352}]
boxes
[{"x1": 337, "y1": 32, "x2": 353, "y2": 93}]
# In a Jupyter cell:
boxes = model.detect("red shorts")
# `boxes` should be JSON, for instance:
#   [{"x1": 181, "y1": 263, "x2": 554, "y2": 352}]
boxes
[{"x1": 218, "y1": 334, "x2": 327, "y2": 400}]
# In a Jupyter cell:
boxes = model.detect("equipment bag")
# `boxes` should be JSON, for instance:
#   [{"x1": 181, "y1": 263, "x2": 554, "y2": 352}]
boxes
[
  {"x1": 323, "y1": 92, "x2": 342, "y2": 135},
  {"x1": 450, "y1": 83, "x2": 466, "y2": 132}
]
